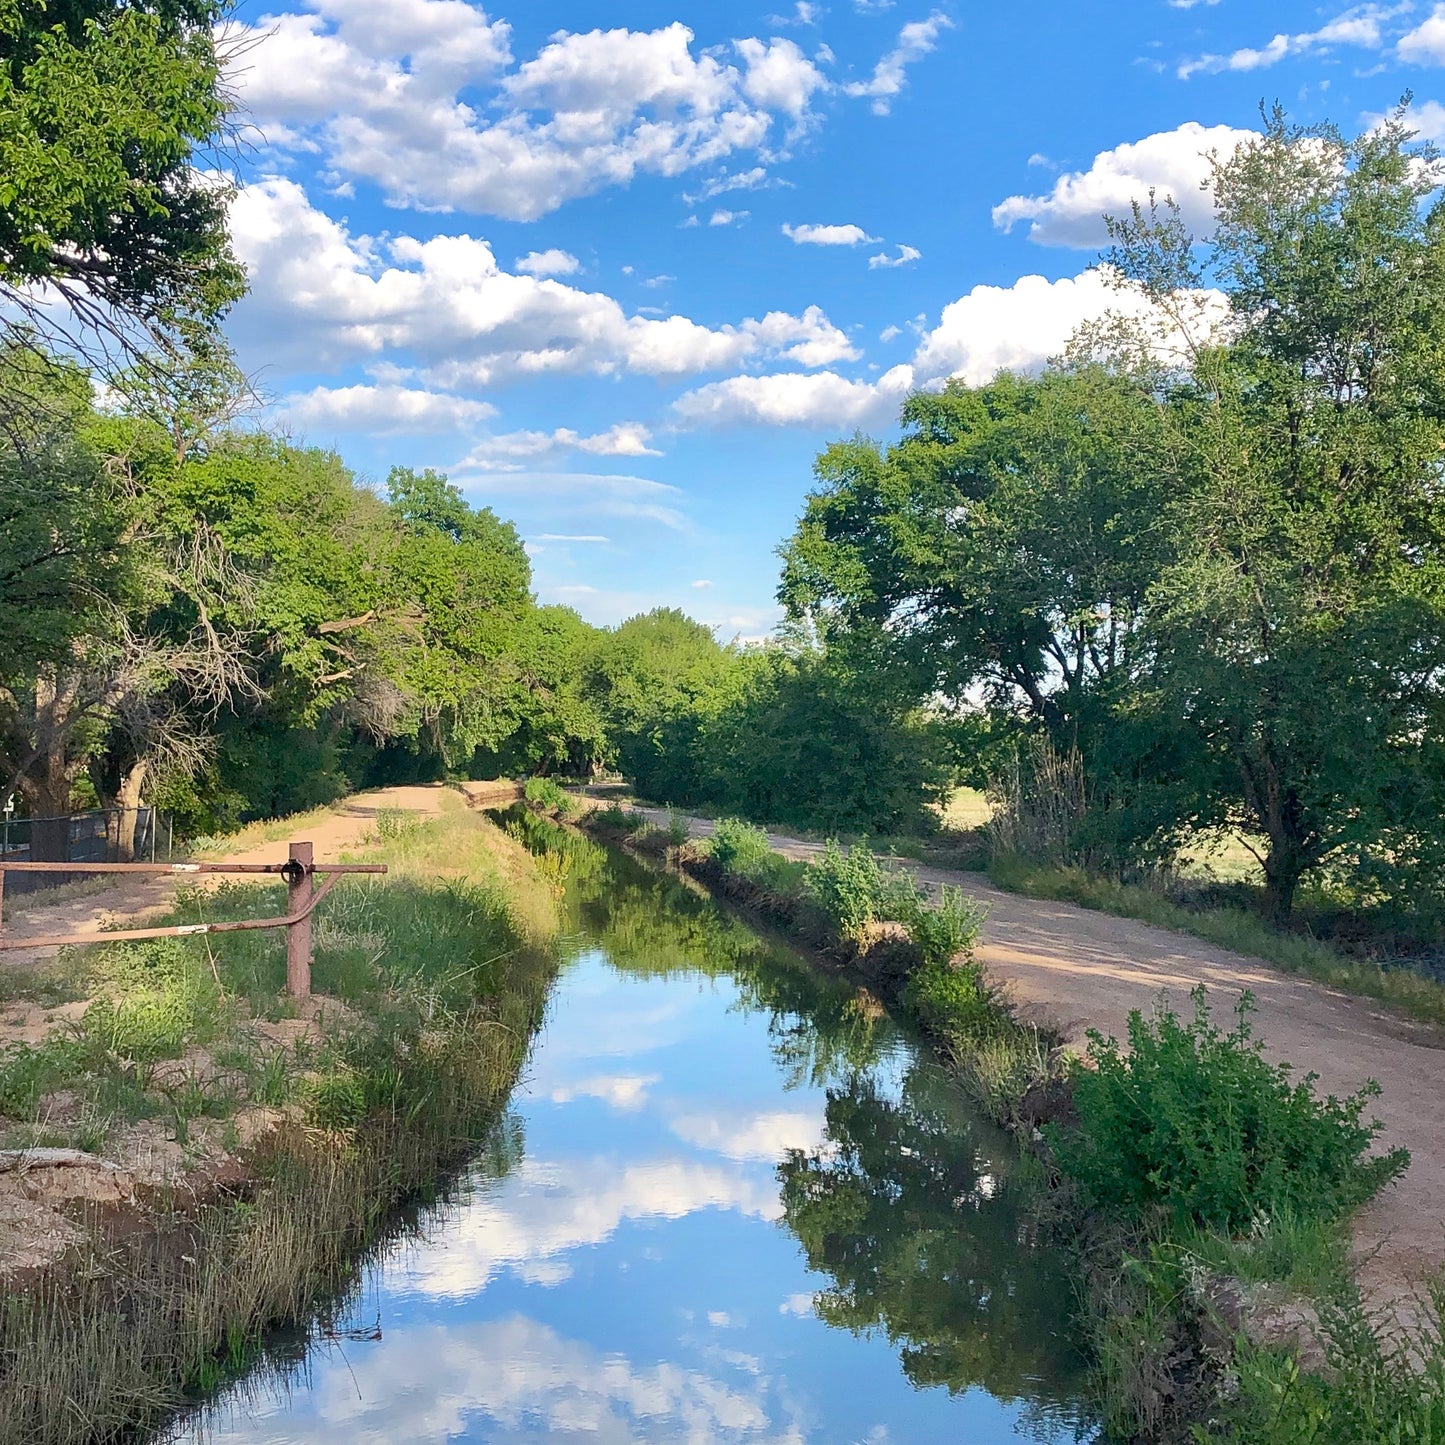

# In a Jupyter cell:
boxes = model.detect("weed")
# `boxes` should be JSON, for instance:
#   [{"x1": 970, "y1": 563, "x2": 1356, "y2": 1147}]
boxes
[
  {"x1": 372, "y1": 808, "x2": 421, "y2": 843},
  {"x1": 709, "y1": 818, "x2": 774, "y2": 875},
  {"x1": 898, "y1": 884, "x2": 986, "y2": 969},
  {"x1": 1053, "y1": 989, "x2": 1409, "y2": 1235},
  {"x1": 523, "y1": 776, "x2": 573, "y2": 816},
  {"x1": 803, "y1": 840, "x2": 918, "y2": 938}
]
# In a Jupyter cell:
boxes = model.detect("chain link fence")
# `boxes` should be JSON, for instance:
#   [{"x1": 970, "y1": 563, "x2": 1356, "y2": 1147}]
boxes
[{"x1": 0, "y1": 809, "x2": 173, "y2": 898}]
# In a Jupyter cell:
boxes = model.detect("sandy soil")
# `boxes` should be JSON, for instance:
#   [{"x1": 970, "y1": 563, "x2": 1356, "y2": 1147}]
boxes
[{"x1": 639, "y1": 809, "x2": 1445, "y2": 1308}]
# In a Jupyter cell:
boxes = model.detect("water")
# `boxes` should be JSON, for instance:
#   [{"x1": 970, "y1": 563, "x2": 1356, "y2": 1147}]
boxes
[{"x1": 171, "y1": 830, "x2": 1096, "y2": 1444}]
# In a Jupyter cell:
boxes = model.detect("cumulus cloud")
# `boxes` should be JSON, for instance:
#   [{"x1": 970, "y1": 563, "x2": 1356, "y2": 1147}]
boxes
[
  {"x1": 277, "y1": 383, "x2": 496, "y2": 433},
  {"x1": 456, "y1": 423, "x2": 663, "y2": 471},
  {"x1": 550, "y1": 1073, "x2": 659, "y2": 1110},
  {"x1": 675, "y1": 266, "x2": 1230, "y2": 430},
  {"x1": 227, "y1": 178, "x2": 857, "y2": 383},
  {"x1": 229, "y1": 5, "x2": 930, "y2": 220},
  {"x1": 1400, "y1": 4, "x2": 1445, "y2": 62},
  {"x1": 782, "y1": 221, "x2": 880, "y2": 245},
  {"x1": 673, "y1": 364, "x2": 915, "y2": 429},
  {"x1": 992, "y1": 121, "x2": 1257, "y2": 247},
  {"x1": 515, "y1": 248, "x2": 580, "y2": 277},
  {"x1": 868, "y1": 243, "x2": 920, "y2": 268},
  {"x1": 394, "y1": 1155, "x2": 781, "y2": 1299},
  {"x1": 670, "y1": 1108, "x2": 826, "y2": 1162},
  {"x1": 844, "y1": 11, "x2": 953, "y2": 113},
  {"x1": 1178, "y1": 3, "x2": 1400, "y2": 79}
]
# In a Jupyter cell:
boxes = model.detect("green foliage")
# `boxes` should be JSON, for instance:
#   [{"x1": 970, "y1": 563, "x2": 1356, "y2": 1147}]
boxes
[
  {"x1": 1053, "y1": 990, "x2": 1409, "y2": 1234},
  {"x1": 708, "y1": 818, "x2": 775, "y2": 875},
  {"x1": 0, "y1": 0, "x2": 244, "y2": 349},
  {"x1": 523, "y1": 776, "x2": 573, "y2": 815},
  {"x1": 302, "y1": 1068, "x2": 366, "y2": 1133},
  {"x1": 79, "y1": 940, "x2": 223, "y2": 1062},
  {"x1": 0, "y1": 1037, "x2": 89, "y2": 1117},
  {"x1": 803, "y1": 839, "x2": 919, "y2": 938},
  {"x1": 898, "y1": 885, "x2": 986, "y2": 970}
]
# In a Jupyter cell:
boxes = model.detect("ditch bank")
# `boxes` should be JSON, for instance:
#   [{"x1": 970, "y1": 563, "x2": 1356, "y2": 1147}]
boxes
[{"x1": 0, "y1": 797, "x2": 559, "y2": 1445}]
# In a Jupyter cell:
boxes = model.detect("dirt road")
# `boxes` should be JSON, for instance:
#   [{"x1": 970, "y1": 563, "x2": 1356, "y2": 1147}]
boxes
[{"x1": 639, "y1": 809, "x2": 1445, "y2": 1306}]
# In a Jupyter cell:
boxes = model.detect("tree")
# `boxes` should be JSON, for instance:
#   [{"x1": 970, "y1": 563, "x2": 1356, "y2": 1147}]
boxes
[
  {"x1": 0, "y1": 0, "x2": 244, "y2": 361},
  {"x1": 780, "y1": 366, "x2": 1171, "y2": 739},
  {"x1": 1105, "y1": 109, "x2": 1445, "y2": 920}
]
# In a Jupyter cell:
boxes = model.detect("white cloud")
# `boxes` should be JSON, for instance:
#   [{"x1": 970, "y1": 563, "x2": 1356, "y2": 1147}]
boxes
[
  {"x1": 228, "y1": 178, "x2": 856, "y2": 382},
  {"x1": 277, "y1": 383, "x2": 496, "y2": 434},
  {"x1": 670, "y1": 1108, "x2": 826, "y2": 1162},
  {"x1": 868, "y1": 243, "x2": 920, "y2": 268},
  {"x1": 229, "y1": 7, "x2": 836, "y2": 219},
  {"x1": 534, "y1": 533, "x2": 610, "y2": 543},
  {"x1": 550, "y1": 1073, "x2": 659, "y2": 1110},
  {"x1": 779, "y1": 1292, "x2": 816, "y2": 1316},
  {"x1": 782, "y1": 222, "x2": 880, "y2": 245},
  {"x1": 675, "y1": 266, "x2": 1230, "y2": 431},
  {"x1": 455, "y1": 423, "x2": 663, "y2": 472},
  {"x1": 515, "y1": 248, "x2": 581, "y2": 277},
  {"x1": 673, "y1": 365, "x2": 915, "y2": 429},
  {"x1": 710, "y1": 208, "x2": 748, "y2": 225},
  {"x1": 394, "y1": 1155, "x2": 781, "y2": 1300},
  {"x1": 1400, "y1": 4, "x2": 1445, "y2": 62},
  {"x1": 768, "y1": 1, "x2": 822, "y2": 24},
  {"x1": 227, "y1": 1315, "x2": 795, "y2": 1444},
  {"x1": 911, "y1": 267, "x2": 1227, "y2": 385},
  {"x1": 1178, "y1": 3, "x2": 1401, "y2": 78},
  {"x1": 844, "y1": 11, "x2": 953, "y2": 114},
  {"x1": 691, "y1": 579, "x2": 714, "y2": 588},
  {"x1": 992, "y1": 121, "x2": 1258, "y2": 247},
  {"x1": 734, "y1": 37, "x2": 829, "y2": 119}
]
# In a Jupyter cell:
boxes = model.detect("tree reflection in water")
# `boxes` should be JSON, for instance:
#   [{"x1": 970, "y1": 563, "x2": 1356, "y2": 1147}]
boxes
[{"x1": 779, "y1": 1061, "x2": 1094, "y2": 1433}]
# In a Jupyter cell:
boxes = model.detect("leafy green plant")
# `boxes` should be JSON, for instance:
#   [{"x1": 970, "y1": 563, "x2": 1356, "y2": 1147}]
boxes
[
  {"x1": 708, "y1": 817, "x2": 774, "y2": 875},
  {"x1": 665, "y1": 807, "x2": 690, "y2": 847},
  {"x1": 373, "y1": 808, "x2": 421, "y2": 843},
  {"x1": 899, "y1": 885, "x2": 986, "y2": 969},
  {"x1": 79, "y1": 941, "x2": 223, "y2": 1063},
  {"x1": 0, "y1": 1037, "x2": 89, "y2": 1118},
  {"x1": 523, "y1": 777, "x2": 573, "y2": 816},
  {"x1": 302, "y1": 1068, "x2": 366, "y2": 1133},
  {"x1": 1053, "y1": 989, "x2": 1409, "y2": 1234},
  {"x1": 803, "y1": 839, "x2": 920, "y2": 938}
]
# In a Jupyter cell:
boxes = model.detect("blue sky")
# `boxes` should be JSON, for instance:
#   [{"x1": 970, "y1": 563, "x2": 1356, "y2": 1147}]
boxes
[{"x1": 219, "y1": 0, "x2": 1445, "y2": 635}]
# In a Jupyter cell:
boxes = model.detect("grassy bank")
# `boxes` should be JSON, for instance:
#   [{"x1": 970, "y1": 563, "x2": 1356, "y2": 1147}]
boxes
[
  {"x1": 574, "y1": 804, "x2": 1440, "y2": 1444},
  {"x1": 0, "y1": 802, "x2": 560, "y2": 1445}
]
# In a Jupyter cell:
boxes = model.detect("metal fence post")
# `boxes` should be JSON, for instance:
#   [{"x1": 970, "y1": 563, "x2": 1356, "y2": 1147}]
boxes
[{"x1": 286, "y1": 840, "x2": 314, "y2": 999}]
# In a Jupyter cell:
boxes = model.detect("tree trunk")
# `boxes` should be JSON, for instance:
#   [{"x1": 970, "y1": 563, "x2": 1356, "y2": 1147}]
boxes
[
  {"x1": 116, "y1": 759, "x2": 148, "y2": 863},
  {"x1": 1262, "y1": 849, "x2": 1304, "y2": 926},
  {"x1": 22, "y1": 750, "x2": 73, "y2": 862}
]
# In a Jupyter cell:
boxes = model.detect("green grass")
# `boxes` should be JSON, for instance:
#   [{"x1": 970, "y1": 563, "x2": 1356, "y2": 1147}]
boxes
[{"x1": 988, "y1": 854, "x2": 1445, "y2": 1031}]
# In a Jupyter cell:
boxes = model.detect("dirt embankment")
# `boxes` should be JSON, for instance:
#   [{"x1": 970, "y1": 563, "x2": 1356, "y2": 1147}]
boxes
[{"x1": 629, "y1": 806, "x2": 1445, "y2": 1310}]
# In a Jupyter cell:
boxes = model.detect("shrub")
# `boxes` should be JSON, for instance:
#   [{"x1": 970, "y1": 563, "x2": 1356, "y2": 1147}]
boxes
[
  {"x1": 899, "y1": 884, "x2": 986, "y2": 969},
  {"x1": 1053, "y1": 989, "x2": 1409, "y2": 1234},
  {"x1": 906, "y1": 959, "x2": 1007, "y2": 1041},
  {"x1": 803, "y1": 840, "x2": 920, "y2": 939},
  {"x1": 665, "y1": 808, "x2": 690, "y2": 848},
  {"x1": 709, "y1": 818, "x2": 775, "y2": 877},
  {"x1": 523, "y1": 777, "x2": 573, "y2": 816},
  {"x1": 0, "y1": 1037, "x2": 90, "y2": 1118},
  {"x1": 302, "y1": 1067, "x2": 366, "y2": 1132},
  {"x1": 372, "y1": 807, "x2": 421, "y2": 843},
  {"x1": 80, "y1": 941, "x2": 224, "y2": 1063}
]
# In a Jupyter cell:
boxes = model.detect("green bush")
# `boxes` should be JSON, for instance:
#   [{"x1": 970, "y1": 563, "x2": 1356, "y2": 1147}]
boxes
[
  {"x1": 709, "y1": 818, "x2": 775, "y2": 876},
  {"x1": 1053, "y1": 989, "x2": 1409, "y2": 1234},
  {"x1": 80, "y1": 942, "x2": 224, "y2": 1063},
  {"x1": 302, "y1": 1067, "x2": 366, "y2": 1132},
  {"x1": 899, "y1": 884, "x2": 986, "y2": 969},
  {"x1": 803, "y1": 840, "x2": 920, "y2": 938},
  {"x1": 906, "y1": 959, "x2": 1008, "y2": 1041},
  {"x1": 523, "y1": 777, "x2": 573, "y2": 815},
  {"x1": 0, "y1": 1037, "x2": 90, "y2": 1118}
]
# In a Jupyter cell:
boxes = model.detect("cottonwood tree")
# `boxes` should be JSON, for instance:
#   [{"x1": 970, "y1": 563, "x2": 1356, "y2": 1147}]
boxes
[
  {"x1": 1108, "y1": 109, "x2": 1445, "y2": 920},
  {"x1": 0, "y1": 0, "x2": 244, "y2": 367}
]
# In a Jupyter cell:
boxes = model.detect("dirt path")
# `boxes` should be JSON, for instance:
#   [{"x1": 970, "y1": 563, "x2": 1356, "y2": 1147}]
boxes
[{"x1": 638, "y1": 809, "x2": 1445, "y2": 1306}]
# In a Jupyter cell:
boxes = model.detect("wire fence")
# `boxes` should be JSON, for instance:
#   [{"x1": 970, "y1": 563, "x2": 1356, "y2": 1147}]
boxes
[{"x1": 0, "y1": 809, "x2": 173, "y2": 897}]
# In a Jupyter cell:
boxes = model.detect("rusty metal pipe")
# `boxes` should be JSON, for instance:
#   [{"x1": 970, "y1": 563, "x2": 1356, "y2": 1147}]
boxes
[
  {"x1": 0, "y1": 862, "x2": 385, "y2": 875},
  {"x1": 0, "y1": 870, "x2": 350, "y2": 953}
]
